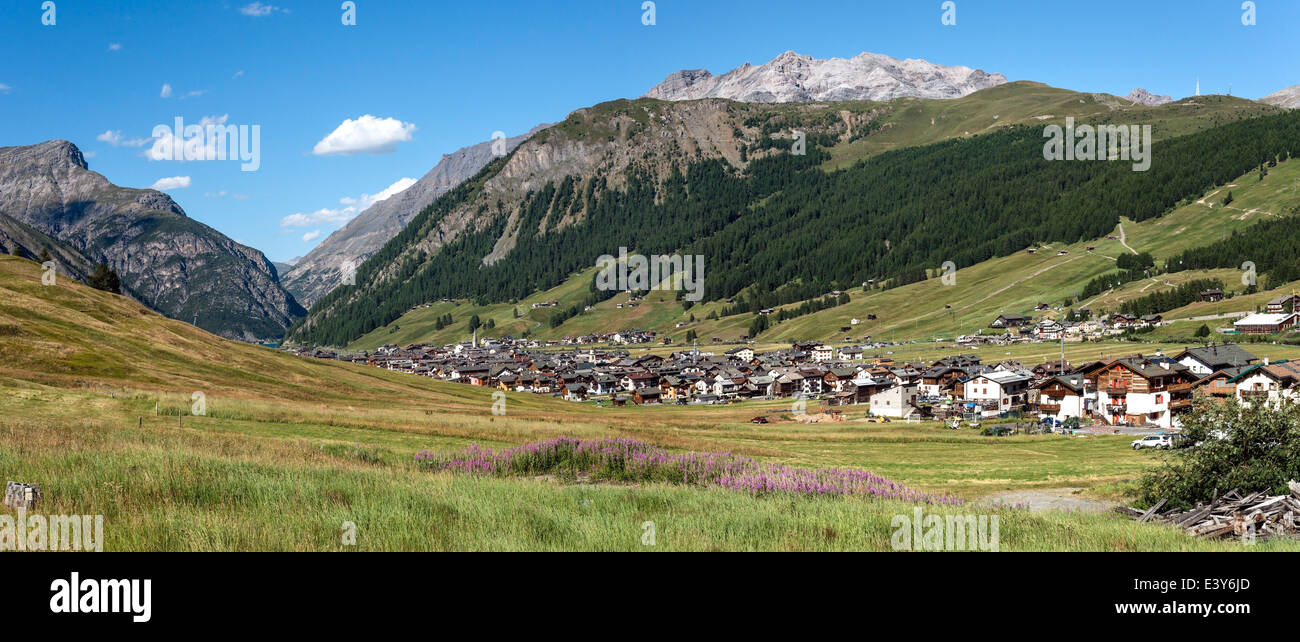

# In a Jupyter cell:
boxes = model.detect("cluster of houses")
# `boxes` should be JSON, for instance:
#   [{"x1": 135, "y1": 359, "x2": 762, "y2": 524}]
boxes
[
  {"x1": 982, "y1": 310, "x2": 1164, "y2": 344},
  {"x1": 983, "y1": 295, "x2": 1300, "y2": 343},
  {"x1": 291, "y1": 331, "x2": 1294, "y2": 429}
]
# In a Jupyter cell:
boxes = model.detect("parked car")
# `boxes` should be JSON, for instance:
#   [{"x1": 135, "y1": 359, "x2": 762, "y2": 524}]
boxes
[
  {"x1": 1132, "y1": 435, "x2": 1168, "y2": 450},
  {"x1": 1131, "y1": 434, "x2": 1188, "y2": 450}
]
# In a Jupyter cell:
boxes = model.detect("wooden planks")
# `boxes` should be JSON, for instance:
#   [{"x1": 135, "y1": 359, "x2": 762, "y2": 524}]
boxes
[{"x1": 1116, "y1": 481, "x2": 1300, "y2": 541}]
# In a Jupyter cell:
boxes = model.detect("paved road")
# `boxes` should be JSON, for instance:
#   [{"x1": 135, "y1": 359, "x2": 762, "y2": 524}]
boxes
[{"x1": 1168, "y1": 311, "x2": 1250, "y2": 323}]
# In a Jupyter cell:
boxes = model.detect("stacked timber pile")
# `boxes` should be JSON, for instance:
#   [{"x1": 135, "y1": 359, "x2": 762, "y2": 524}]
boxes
[{"x1": 1115, "y1": 481, "x2": 1300, "y2": 540}]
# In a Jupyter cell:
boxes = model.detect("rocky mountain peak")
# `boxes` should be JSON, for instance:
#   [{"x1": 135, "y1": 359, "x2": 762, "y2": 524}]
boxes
[
  {"x1": 1125, "y1": 88, "x2": 1173, "y2": 106},
  {"x1": 645, "y1": 50, "x2": 1007, "y2": 103},
  {"x1": 0, "y1": 139, "x2": 303, "y2": 340},
  {"x1": 1260, "y1": 85, "x2": 1300, "y2": 109},
  {"x1": 0, "y1": 139, "x2": 89, "y2": 172}
]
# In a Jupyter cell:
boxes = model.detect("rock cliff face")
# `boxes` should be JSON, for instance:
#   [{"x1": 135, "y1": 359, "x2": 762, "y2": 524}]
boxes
[
  {"x1": 1260, "y1": 85, "x2": 1300, "y2": 109},
  {"x1": 645, "y1": 51, "x2": 1007, "y2": 103},
  {"x1": 1125, "y1": 88, "x2": 1173, "y2": 106},
  {"x1": 0, "y1": 140, "x2": 304, "y2": 341},
  {"x1": 283, "y1": 126, "x2": 548, "y2": 308}
]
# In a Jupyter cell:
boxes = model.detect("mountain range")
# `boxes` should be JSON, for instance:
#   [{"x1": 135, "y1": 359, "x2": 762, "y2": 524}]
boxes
[
  {"x1": 283, "y1": 52, "x2": 1009, "y2": 310},
  {"x1": 4, "y1": 51, "x2": 1297, "y2": 346},
  {"x1": 287, "y1": 78, "x2": 1293, "y2": 347},
  {"x1": 645, "y1": 50, "x2": 1008, "y2": 103},
  {"x1": 0, "y1": 140, "x2": 304, "y2": 341}
]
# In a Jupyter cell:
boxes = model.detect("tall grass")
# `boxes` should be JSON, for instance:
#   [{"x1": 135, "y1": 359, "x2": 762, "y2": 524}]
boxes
[
  {"x1": 418, "y1": 437, "x2": 962, "y2": 503},
  {"x1": 4, "y1": 418, "x2": 1290, "y2": 551}
]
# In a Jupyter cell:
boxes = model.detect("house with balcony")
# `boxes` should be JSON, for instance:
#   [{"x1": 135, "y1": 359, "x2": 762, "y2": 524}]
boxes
[
  {"x1": 1231, "y1": 360, "x2": 1300, "y2": 408},
  {"x1": 963, "y1": 371, "x2": 1032, "y2": 412},
  {"x1": 1080, "y1": 356, "x2": 1196, "y2": 429},
  {"x1": 920, "y1": 364, "x2": 984, "y2": 399},
  {"x1": 1191, "y1": 366, "x2": 1251, "y2": 405},
  {"x1": 810, "y1": 345, "x2": 835, "y2": 363},
  {"x1": 1265, "y1": 294, "x2": 1300, "y2": 314},
  {"x1": 1032, "y1": 374, "x2": 1089, "y2": 422}
]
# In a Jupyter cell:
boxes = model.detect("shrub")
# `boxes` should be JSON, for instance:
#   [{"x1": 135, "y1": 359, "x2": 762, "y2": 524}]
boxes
[{"x1": 1138, "y1": 398, "x2": 1300, "y2": 509}]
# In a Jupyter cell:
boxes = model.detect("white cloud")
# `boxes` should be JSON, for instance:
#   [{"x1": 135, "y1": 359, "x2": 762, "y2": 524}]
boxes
[
  {"x1": 281, "y1": 208, "x2": 353, "y2": 229},
  {"x1": 367, "y1": 177, "x2": 418, "y2": 205},
  {"x1": 182, "y1": 89, "x2": 206, "y2": 99},
  {"x1": 0, "y1": 83, "x2": 11, "y2": 94},
  {"x1": 108, "y1": 43, "x2": 122, "y2": 51},
  {"x1": 233, "y1": 70, "x2": 245, "y2": 79},
  {"x1": 240, "y1": 2, "x2": 288, "y2": 16},
  {"x1": 311, "y1": 115, "x2": 416, "y2": 156},
  {"x1": 97, "y1": 129, "x2": 152, "y2": 147},
  {"x1": 83, "y1": 151, "x2": 97, "y2": 159},
  {"x1": 302, "y1": 230, "x2": 321, "y2": 242},
  {"x1": 204, "y1": 190, "x2": 228, "y2": 198},
  {"x1": 279, "y1": 177, "x2": 417, "y2": 229},
  {"x1": 160, "y1": 83, "x2": 173, "y2": 98},
  {"x1": 145, "y1": 114, "x2": 230, "y2": 162},
  {"x1": 150, "y1": 176, "x2": 192, "y2": 190}
]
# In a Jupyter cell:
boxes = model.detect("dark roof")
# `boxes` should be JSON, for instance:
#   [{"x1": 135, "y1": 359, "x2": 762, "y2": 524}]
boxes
[{"x1": 1177, "y1": 344, "x2": 1259, "y2": 369}]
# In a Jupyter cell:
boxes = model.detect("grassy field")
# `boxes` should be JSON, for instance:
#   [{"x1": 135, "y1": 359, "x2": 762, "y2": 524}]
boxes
[
  {"x1": 4, "y1": 254, "x2": 1290, "y2": 550},
  {"x1": 9, "y1": 415, "x2": 1286, "y2": 552}
]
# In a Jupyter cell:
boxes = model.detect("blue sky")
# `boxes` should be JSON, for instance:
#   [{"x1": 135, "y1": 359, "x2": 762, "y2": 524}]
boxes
[{"x1": 2, "y1": 0, "x2": 1297, "y2": 263}]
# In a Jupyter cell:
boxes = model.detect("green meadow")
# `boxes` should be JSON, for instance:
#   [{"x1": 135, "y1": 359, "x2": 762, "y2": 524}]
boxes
[{"x1": 3, "y1": 255, "x2": 1295, "y2": 550}]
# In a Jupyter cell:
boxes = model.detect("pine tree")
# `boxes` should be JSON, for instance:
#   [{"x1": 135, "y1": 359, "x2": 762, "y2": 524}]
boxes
[{"x1": 87, "y1": 263, "x2": 121, "y2": 294}]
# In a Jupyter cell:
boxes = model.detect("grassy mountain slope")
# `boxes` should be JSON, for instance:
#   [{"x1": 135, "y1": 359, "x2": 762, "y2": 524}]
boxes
[
  {"x1": 349, "y1": 153, "x2": 1300, "y2": 350},
  {"x1": 823, "y1": 83, "x2": 1279, "y2": 168}
]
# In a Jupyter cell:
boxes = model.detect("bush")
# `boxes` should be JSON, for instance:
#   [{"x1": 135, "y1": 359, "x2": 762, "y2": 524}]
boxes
[{"x1": 1138, "y1": 398, "x2": 1300, "y2": 510}]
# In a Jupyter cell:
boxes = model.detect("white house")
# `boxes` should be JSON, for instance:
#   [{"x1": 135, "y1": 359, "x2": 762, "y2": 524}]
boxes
[
  {"x1": 963, "y1": 371, "x2": 1032, "y2": 411},
  {"x1": 869, "y1": 384, "x2": 920, "y2": 418},
  {"x1": 1234, "y1": 360, "x2": 1300, "y2": 408},
  {"x1": 1033, "y1": 374, "x2": 1089, "y2": 422},
  {"x1": 726, "y1": 346, "x2": 755, "y2": 362},
  {"x1": 1175, "y1": 344, "x2": 1259, "y2": 377}
]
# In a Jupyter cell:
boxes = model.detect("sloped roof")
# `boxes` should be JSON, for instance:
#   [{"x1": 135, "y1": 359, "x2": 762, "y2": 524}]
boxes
[{"x1": 1177, "y1": 344, "x2": 1259, "y2": 368}]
